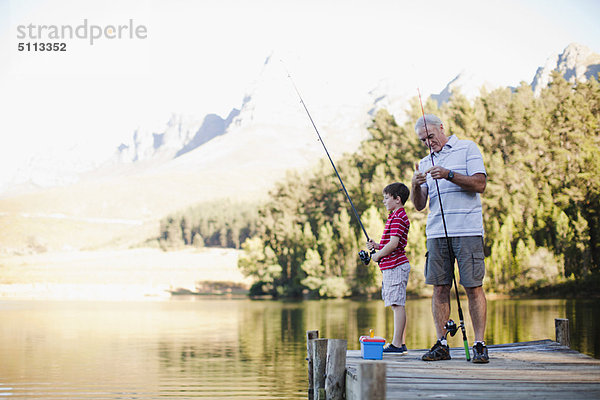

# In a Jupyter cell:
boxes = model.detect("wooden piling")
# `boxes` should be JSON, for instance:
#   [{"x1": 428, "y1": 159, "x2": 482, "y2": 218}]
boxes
[
  {"x1": 346, "y1": 361, "x2": 386, "y2": 400},
  {"x1": 306, "y1": 330, "x2": 319, "y2": 399},
  {"x1": 312, "y1": 338, "x2": 329, "y2": 400},
  {"x1": 555, "y1": 318, "x2": 570, "y2": 347},
  {"x1": 325, "y1": 339, "x2": 347, "y2": 400}
]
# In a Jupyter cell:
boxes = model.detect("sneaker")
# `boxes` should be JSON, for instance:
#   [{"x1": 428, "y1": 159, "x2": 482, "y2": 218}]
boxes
[
  {"x1": 422, "y1": 340, "x2": 451, "y2": 361},
  {"x1": 383, "y1": 343, "x2": 407, "y2": 354},
  {"x1": 472, "y1": 342, "x2": 489, "y2": 363}
]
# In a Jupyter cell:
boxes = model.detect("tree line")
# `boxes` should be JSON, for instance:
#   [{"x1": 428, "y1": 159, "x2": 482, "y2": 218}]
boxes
[
  {"x1": 161, "y1": 72, "x2": 600, "y2": 298},
  {"x1": 158, "y1": 200, "x2": 259, "y2": 250}
]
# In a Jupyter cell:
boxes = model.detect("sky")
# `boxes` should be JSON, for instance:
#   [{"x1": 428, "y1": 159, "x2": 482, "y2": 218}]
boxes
[{"x1": 0, "y1": 0, "x2": 599, "y2": 186}]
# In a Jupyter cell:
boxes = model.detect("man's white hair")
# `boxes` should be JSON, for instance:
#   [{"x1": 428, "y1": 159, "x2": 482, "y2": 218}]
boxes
[{"x1": 415, "y1": 114, "x2": 443, "y2": 132}]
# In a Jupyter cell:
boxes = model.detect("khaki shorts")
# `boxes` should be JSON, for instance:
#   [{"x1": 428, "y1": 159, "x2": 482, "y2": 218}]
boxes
[
  {"x1": 425, "y1": 236, "x2": 485, "y2": 287},
  {"x1": 381, "y1": 262, "x2": 410, "y2": 307}
]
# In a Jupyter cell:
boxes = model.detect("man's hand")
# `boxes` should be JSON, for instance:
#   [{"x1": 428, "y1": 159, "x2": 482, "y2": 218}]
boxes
[
  {"x1": 425, "y1": 166, "x2": 487, "y2": 193},
  {"x1": 412, "y1": 162, "x2": 427, "y2": 186},
  {"x1": 424, "y1": 166, "x2": 450, "y2": 180}
]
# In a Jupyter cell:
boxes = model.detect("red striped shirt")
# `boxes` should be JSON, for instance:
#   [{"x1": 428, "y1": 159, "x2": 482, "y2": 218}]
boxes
[{"x1": 378, "y1": 207, "x2": 410, "y2": 271}]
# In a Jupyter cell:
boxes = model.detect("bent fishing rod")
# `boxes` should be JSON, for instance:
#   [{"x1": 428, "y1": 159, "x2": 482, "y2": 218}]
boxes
[
  {"x1": 283, "y1": 63, "x2": 374, "y2": 265},
  {"x1": 417, "y1": 89, "x2": 471, "y2": 361}
]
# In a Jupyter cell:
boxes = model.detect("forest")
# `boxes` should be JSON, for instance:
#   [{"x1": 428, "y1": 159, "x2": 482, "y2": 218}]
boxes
[{"x1": 159, "y1": 72, "x2": 600, "y2": 298}]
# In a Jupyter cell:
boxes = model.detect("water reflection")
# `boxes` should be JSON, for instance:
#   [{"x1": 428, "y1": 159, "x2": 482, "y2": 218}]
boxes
[{"x1": 0, "y1": 298, "x2": 597, "y2": 399}]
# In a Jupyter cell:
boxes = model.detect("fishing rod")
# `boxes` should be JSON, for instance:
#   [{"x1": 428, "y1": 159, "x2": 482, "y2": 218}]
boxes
[
  {"x1": 417, "y1": 89, "x2": 471, "y2": 361},
  {"x1": 282, "y1": 62, "x2": 374, "y2": 265}
]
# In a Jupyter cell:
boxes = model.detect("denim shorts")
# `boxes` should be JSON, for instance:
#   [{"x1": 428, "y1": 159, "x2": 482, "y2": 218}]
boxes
[
  {"x1": 381, "y1": 262, "x2": 410, "y2": 307},
  {"x1": 425, "y1": 236, "x2": 485, "y2": 287}
]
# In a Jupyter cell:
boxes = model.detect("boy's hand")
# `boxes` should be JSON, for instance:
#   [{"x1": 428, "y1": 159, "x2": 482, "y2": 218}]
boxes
[
  {"x1": 366, "y1": 239, "x2": 377, "y2": 251},
  {"x1": 371, "y1": 252, "x2": 380, "y2": 263}
]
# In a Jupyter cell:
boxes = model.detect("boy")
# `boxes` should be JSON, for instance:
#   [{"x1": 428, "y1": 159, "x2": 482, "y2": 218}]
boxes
[{"x1": 367, "y1": 182, "x2": 411, "y2": 354}]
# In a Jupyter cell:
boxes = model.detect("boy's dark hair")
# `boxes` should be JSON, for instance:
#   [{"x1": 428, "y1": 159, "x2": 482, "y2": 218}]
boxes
[{"x1": 383, "y1": 182, "x2": 410, "y2": 205}]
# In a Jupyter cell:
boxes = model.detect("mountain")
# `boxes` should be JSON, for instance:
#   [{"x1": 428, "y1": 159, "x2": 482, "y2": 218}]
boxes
[
  {"x1": 367, "y1": 77, "x2": 414, "y2": 125},
  {"x1": 6, "y1": 145, "x2": 100, "y2": 194},
  {"x1": 430, "y1": 71, "x2": 496, "y2": 106},
  {"x1": 532, "y1": 43, "x2": 600, "y2": 95},
  {"x1": 2, "y1": 44, "x2": 599, "y2": 253},
  {"x1": 0, "y1": 55, "x2": 373, "y2": 252},
  {"x1": 114, "y1": 110, "x2": 240, "y2": 164}
]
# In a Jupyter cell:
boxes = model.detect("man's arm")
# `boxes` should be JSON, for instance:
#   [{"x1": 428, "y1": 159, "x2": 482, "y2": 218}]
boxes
[
  {"x1": 450, "y1": 171, "x2": 486, "y2": 193},
  {"x1": 411, "y1": 162, "x2": 428, "y2": 211},
  {"x1": 425, "y1": 166, "x2": 486, "y2": 193}
]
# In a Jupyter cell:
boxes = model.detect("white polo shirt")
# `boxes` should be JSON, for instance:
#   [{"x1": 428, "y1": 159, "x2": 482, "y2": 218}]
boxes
[{"x1": 418, "y1": 135, "x2": 486, "y2": 239}]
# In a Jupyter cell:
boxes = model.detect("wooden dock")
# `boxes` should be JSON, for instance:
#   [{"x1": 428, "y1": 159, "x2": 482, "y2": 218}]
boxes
[{"x1": 344, "y1": 340, "x2": 600, "y2": 399}]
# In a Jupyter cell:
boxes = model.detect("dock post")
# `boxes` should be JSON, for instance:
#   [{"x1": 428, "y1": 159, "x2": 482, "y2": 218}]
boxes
[
  {"x1": 313, "y1": 338, "x2": 329, "y2": 400},
  {"x1": 307, "y1": 330, "x2": 319, "y2": 400},
  {"x1": 325, "y1": 339, "x2": 347, "y2": 400},
  {"x1": 555, "y1": 318, "x2": 570, "y2": 347},
  {"x1": 357, "y1": 361, "x2": 386, "y2": 400}
]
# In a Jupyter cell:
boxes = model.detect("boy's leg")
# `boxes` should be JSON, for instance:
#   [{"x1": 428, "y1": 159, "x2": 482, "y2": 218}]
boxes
[
  {"x1": 402, "y1": 312, "x2": 407, "y2": 345},
  {"x1": 391, "y1": 304, "x2": 406, "y2": 347},
  {"x1": 382, "y1": 263, "x2": 410, "y2": 353}
]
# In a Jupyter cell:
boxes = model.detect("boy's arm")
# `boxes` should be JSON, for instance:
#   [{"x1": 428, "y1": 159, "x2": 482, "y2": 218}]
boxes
[{"x1": 372, "y1": 236, "x2": 400, "y2": 263}]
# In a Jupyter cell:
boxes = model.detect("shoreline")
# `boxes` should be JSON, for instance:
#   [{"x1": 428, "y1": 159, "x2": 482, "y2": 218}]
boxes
[
  {"x1": 0, "y1": 247, "x2": 250, "y2": 301},
  {"x1": 2, "y1": 247, "x2": 596, "y2": 301}
]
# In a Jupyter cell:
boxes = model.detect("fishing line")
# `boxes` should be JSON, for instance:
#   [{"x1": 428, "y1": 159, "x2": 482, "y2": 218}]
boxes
[
  {"x1": 417, "y1": 89, "x2": 471, "y2": 361},
  {"x1": 281, "y1": 60, "x2": 374, "y2": 264}
]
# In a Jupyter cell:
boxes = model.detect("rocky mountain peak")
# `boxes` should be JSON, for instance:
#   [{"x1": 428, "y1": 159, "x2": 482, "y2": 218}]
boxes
[
  {"x1": 5, "y1": 43, "x2": 598, "y2": 197},
  {"x1": 532, "y1": 43, "x2": 600, "y2": 95},
  {"x1": 430, "y1": 71, "x2": 495, "y2": 106},
  {"x1": 114, "y1": 108, "x2": 240, "y2": 165}
]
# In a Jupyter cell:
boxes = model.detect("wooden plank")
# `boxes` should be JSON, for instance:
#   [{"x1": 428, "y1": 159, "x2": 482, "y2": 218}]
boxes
[
  {"x1": 345, "y1": 340, "x2": 600, "y2": 400},
  {"x1": 385, "y1": 386, "x2": 600, "y2": 400}
]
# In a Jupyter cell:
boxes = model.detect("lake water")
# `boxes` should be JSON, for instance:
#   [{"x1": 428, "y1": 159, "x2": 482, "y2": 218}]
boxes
[{"x1": 1, "y1": 297, "x2": 598, "y2": 399}]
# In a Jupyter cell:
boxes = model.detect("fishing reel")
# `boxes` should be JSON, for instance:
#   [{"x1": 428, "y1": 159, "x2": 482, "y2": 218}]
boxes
[
  {"x1": 443, "y1": 319, "x2": 459, "y2": 340},
  {"x1": 358, "y1": 249, "x2": 376, "y2": 265}
]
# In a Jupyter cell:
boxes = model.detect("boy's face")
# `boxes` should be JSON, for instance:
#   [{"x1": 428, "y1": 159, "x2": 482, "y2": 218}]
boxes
[{"x1": 382, "y1": 192, "x2": 403, "y2": 212}]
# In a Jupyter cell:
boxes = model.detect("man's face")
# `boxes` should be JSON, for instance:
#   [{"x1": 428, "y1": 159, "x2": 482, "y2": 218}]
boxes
[{"x1": 416, "y1": 124, "x2": 447, "y2": 153}]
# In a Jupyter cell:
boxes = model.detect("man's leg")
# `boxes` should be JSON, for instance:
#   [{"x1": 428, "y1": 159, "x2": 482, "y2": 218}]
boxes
[
  {"x1": 464, "y1": 285, "x2": 487, "y2": 342},
  {"x1": 422, "y1": 239, "x2": 453, "y2": 361},
  {"x1": 422, "y1": 284, "x2": 452, "y2": 361},
  {"x1": 432, "y1": 284, "x2": 452, "y2": 339}
]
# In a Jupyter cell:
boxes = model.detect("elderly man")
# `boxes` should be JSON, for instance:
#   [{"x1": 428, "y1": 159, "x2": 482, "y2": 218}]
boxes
[{"x1": 411, "y1": 114, "x2": 489, "y2": 363}]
